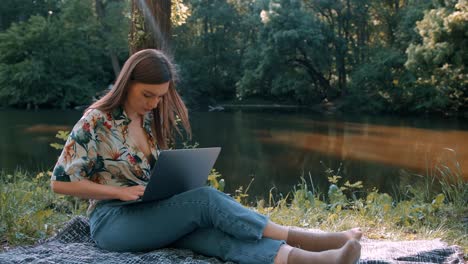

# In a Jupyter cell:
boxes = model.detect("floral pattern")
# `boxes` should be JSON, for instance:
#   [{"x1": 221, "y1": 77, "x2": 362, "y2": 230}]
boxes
[{"x1": 51, "y1": 106, "x2": 158, "y2": 214}]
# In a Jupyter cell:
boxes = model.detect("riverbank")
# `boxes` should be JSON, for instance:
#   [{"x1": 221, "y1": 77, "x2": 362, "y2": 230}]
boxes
[
  {"x1": 211, "y1": 97, "x2": 337, "y2": 114},
  {"x1": 3, "y1": 98, "x2": 468, "y2": 119},
  {"x1": 1, "y1": 169, "x2": 466, "y2": 259},
  {"x1": 210, "y1": 98, "x2": 468, "y2": 118}
]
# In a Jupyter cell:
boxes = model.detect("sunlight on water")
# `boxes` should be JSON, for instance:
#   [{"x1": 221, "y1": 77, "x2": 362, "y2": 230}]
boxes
[
  {"x1": 1, "y1": 110, "x2": 466, "y2": 198},
  {"x1": 24, "y1": 125, "x2": 70, "y2": 133},
  {"x1": 257, "y1": 121, "x2": 468, "y2": 180}
]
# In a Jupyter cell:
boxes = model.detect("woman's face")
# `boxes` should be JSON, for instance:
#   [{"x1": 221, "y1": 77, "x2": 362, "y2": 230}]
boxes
[{"x1": 125, "y1": 81, "x2": 169, "y2": 117}]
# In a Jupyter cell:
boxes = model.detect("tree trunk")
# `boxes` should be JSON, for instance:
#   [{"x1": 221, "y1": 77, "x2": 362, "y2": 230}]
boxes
[
  {"x1": 110, "y1": 52, "x2": 121, "y2": 77},
  {"x1": 130, "y1": 0, "x2": 171, "y2": 54},
  {"x1": 295, "y1": 48, "x2": 332, "y2": 99},
  {"x1": 336, "y1": 9, "x2": 347, "y2": 96},
  {"x1": 95, "y1": 0, "x2": 121, "y2": 78}
]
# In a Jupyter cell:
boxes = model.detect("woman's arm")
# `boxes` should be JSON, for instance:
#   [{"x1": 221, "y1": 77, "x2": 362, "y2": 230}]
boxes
[{"x1": 51, "y1": 179, "x2": 145, "y2": 201}]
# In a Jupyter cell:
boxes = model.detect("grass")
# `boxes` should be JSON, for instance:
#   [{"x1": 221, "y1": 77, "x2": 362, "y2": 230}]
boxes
[
  {"x1": 259, "y1": 175, "x2": 466, "y2": 250},
  {"x1": 0, "y1": 162, "x2": 466, "y2": 259},
  {"x1": 234, "y1": 157, "x2": 467, "y2": 257},
  {"x1": 0, "y1": 170, "x2": 87, "y2": 250}
]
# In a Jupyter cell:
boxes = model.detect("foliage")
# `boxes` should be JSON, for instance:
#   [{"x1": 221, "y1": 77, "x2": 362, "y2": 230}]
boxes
[
  {"x1": 405, "y1": 0, "x2": 467, "y2": 113},
  {"x1": 233, "y1": 177, "x2": 255, "y2": 204},
  {"x1": 237, "y1": 0, "x2": 331, "y2": 103},
  {"x1": 0, "y1": 0, "x2": 60, "y2": 31},
  {"x1": 256, "y1": 165, "x2": 467, "y2": 253},
  {"x1": 422, "y1": 148, "x2": 467, "y2": 210},
  {"x1": 172, "y1": 0, "x2": 191, "y2": 26},
  {"x1": 206, "y1": 169, "x2": 225, "y2": 192},
  {"x1": 292, "y1": 177, "x2": 316, "y2": 209},
  {"x1": 0, "y1": 170, "x2": 86, "y2": 248},
  {"x1": 97, "y1": 0, "x2": 131, "y2": 65},
  {"x1": 0, "y1": 0, "x2": 466, "y2": 113},
  {"x1": 1, "y1": 160, "x2": 466, "y2": 253},
  {"x1": 0, "y1": 0, "x2": 127, "y2": 109},
  {"x1": 346, "y1": 47, "x2": 408, "y2": 113},
  {"x1": 174, "y1": 0, "x2": 245, "y2": 105},
  {"x1": 50, "y1": 130, "x2": 70, "y2": 150}
]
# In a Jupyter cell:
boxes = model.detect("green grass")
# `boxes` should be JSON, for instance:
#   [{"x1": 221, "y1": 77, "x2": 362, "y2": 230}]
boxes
[
  {"x1": 259, "y1": 176, "x2": 466, "y2": 249},
  {"x1": 249, "y1": 164, "x2": 467, "y2": 257},
  {"x1": 1, "y1": 165, "x2": 466, "y2": 259},
  {"x1": 0, "y1": 170, "x2": 87, "y2": 250}
]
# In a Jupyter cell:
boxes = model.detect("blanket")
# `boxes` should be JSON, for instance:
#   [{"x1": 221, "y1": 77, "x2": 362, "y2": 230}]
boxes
[{"x1": 0, "y1": 216, "x2": 464, "y2": 263}]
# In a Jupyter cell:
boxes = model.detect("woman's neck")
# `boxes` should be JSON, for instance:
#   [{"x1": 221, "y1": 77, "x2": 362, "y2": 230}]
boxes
[{"x1": 123, "y1": 104, "x2": 142, "y2": 123}]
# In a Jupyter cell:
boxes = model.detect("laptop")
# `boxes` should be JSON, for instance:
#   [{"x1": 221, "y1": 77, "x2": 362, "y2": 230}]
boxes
[{"x1": 109, "y1": 147, "x2": 221, "y2": 206}]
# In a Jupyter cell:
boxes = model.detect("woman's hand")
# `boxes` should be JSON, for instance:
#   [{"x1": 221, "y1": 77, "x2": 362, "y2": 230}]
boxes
[
  {"x1": 51, "y1": 180, "x2": 147, "y2": 201},
  {"x1": 116, "y1": 185, "x2": 146, "y2": 201}
]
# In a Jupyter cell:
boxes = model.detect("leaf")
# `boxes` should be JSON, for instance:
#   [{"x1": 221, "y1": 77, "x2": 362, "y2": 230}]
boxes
[
  {"x1": 56, "y1": 130, "x2": 70, "y2": 141},
  {"x1": 431, "y1": 193, "x2": 445, "y2": 210},
  {"x1": 327, "y1": 175, "x2": 342, "y2": 184},
  {"x1": 49, "y1": 143, "x2": 64, "y2": 150}
]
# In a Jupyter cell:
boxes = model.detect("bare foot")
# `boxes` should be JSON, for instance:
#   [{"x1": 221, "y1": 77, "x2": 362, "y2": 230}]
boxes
[
  {"x1": 343, "y1": 228, "x2": 362, "y2": 241},
  {"x1": 287, "y1": 239, "x2": 361, "y2": 264},
  {"x1": 287, "y1": 227, "x2": 363, "y2": 252},
  {"x1": 336, "y1": 239, "x2": 361, "y2": 264}
]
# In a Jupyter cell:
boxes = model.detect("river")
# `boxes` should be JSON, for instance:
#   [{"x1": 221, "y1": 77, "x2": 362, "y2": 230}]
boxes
[{"x1": 1, "y1": 109, "x2": 466, "y2": 201}]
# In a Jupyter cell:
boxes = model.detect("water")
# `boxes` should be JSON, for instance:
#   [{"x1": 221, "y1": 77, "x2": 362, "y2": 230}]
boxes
[
  {"x1": 1, "y1": 109, "x2": 467, "y2": 200},
  {"x1": 189, "y1": 111, "x2": 468, "y2": 199}
]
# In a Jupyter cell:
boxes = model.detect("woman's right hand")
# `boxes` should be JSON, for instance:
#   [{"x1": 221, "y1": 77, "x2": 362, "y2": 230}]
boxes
[
  {"x1": 116, "y1": 185, "x2": 146, "y2": 201},
  {"x1": 51, "y1": 180, "x2": 146, "y2": 201}
]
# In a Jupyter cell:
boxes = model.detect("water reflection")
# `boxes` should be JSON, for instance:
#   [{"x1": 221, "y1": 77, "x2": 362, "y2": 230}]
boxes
[
  {"x1": 258, "y1": 122, "x2": 468, "y2": 177},
  {"x1": 190, "y1": 111, "x2": 467, "y2": 199},
  {"x1": 24, "y1": 125, "x2": 70, "y2": 133},
  {"x1": 0, "y1": 110, "x2": 81, "y2": 172},
  {"x1": 1, "y1": 109, "x2": 466, "y2": 200}
]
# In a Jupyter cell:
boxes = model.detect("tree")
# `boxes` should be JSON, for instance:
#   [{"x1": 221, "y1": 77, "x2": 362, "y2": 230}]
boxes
[
  {"x1": 303, "y1": 0, "x2": 351, "y2": 95},
  {"x1": 0, "y1": 0, "x2": 59, "y2": 31},
  {"x1": 129, "y1": 0, "x2": 172, "y2": 53},
  {"x1": 0, "y1": 0, "x2": 112, "y2": 109},
  {"x1": 347, "y1": 47, "x2": 407, "y2": 113},
  {"x1": 94, "y1": 0, "x2": 130, "y2": 78},
  {"x1": 174, "y1": 0, "x2": 245, "y2": 103},
  {"x1": 237, "y1": 0, "x2": 331, "y2": 103},
  {"x1": 405, "y1": 0, "x2": 467, "y2": 112}
]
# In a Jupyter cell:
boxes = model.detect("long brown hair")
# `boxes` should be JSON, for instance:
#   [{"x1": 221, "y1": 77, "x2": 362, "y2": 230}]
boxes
[{"x1": 87, "y1": 49, "x2": 191, "y2": 149}]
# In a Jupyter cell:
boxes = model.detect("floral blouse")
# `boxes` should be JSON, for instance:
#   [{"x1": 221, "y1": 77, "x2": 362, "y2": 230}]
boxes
[{"x1": 51, "y1": 106, "x2": 158, "y2": 215}]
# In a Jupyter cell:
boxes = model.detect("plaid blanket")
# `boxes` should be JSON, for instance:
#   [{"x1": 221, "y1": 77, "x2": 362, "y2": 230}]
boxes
[{"x1": 0, "y1": 216, "x2": 463, "y2": 263}]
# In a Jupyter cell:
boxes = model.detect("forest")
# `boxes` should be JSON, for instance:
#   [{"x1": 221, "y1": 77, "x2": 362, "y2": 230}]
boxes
[{"x1": 0, "y1": 0, "x2": 466, "y2": 115}]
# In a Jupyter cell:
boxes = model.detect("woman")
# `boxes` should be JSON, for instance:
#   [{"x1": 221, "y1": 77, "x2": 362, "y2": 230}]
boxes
[{"x1": 51, "y1": 49, "x2": 362, "y2": 264}]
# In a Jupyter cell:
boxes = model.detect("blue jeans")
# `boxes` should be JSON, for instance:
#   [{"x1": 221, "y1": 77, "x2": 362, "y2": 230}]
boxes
[{"x1": 89, "y1": 187, "x2": 284, "y2": 264}]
